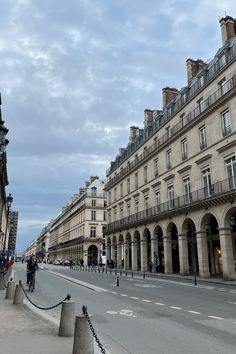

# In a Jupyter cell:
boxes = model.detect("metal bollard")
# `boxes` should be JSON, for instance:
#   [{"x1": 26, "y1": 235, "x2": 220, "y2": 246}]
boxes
[
  {"x1": 126, "y1": 271, "x2": 127, "y2": 277},
  {"x1": 116, "y1": 275, "x2": 119, "y2": 287},
  {"x1": 194, "y1": 273, "x2": 197, "y2": 286},
  {"x1": 5, "y1": 280, "x2": 16, "y2": 299},
  {"x1": 143, "y1": 272, "x2": 145, "y2": 279},
  {"x1": 120, "y1": 270, "x2": 122, "y2": 276},
  {"x1": 58, "y1": 301, "x2": 75, "y2": 337},
  {"x1": 13, "y1": 284, "x2": 24, "y2": 304},
  {"x1": 72, "y1": 315, "x2": 94, "y2": 354}
]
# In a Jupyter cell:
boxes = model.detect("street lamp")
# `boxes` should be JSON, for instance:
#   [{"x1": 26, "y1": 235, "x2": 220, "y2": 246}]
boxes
[{"x1": 3, "y1": 193, "x2": 13, "y2": 255}]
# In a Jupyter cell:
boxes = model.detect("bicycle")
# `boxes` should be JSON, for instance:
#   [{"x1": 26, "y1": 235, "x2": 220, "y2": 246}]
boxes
[{"x1": 28, "y1": 271, "x2": 35, "y2": 292}]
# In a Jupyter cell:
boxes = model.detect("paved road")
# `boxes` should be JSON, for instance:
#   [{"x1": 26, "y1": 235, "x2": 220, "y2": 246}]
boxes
[{"x1": 15, "y1": 264, "x2": 236, "y2": 354}]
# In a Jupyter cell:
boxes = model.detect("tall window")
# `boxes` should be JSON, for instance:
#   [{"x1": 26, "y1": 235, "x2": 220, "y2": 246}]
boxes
[
  {"x1": 120, "y1": 207, "x2": 123, "y2": 219},
  {"x1": 90, "y1": 227, "x2": 96, "y2": 238},
  {"x1": 225, "y1": 155, "x2": 236, "y2": 189},
  {"x1": 156, "y1": 191, "x2": 161, "y2": 211},
  {"x1": 114, "y1": 208, "x2": 117, "y2": 221},
  {"x1": 103, "y1": 211, "x2": 106, "y2": 221},
  {"x1": 108, "y1": 191, "x2": 111, "y2": 204},
  {"x1": 180, "y1": 113, "x2": 186, "y2": 127},
  {"x1": 127, "y1": 178, "x2": 130, "y2": 193},
  {"x1": 120, "y1": 183, "x2": 123, "y2": 198},
  {"x1": 218, "y1": 77, "x2": 227, "y2": 96},
  {"x1": 135, "y1": 172, "x2": 138, "y2": 188},
  {"x1": 166, "y1": 126, "x2": 170, "y2": 139},
  {"x1": 183, "y1": 176, "x2": 191, "y2": 204},
  {"x1": 135, "y1": 200, "x2": 139, "y2": 213},
  {"x1": 199, "y1": 126, "x2": 207, "y2": 149},
  {"x1": 181, "y1": 139, "x2": 188, "y2": 160},
  {"x1": 127, "y1": 203, "x2": 130, "y2": 215},
  {"x1": 91, "y1": 187, "x2": 97, "y2": 196},
  {"x1": 154, "y1": 158, "x2": 159, "y2": 176},
  {"x1": 114, "y1": 187, "x2": 117, "y2": 202},
  {"x1": 144, "y1": 166, "x2": 148, "y2": 183},
  {"x1": 144, "y1": 196, "x2": 149, "y2": 209},
  {"x1": 202, "y1": 167, "x2": 212, "y2": 197},
  {"x1": 197, "y1": 97, "x2": 204, "y2": 114},
  {"x1": 166, "y1": 149, "x2": 172, "y2": 170},
  {"x1": 168, "y1": 185, "x2": 174, "y2": 209},
  {"x1": 222, "y1": 110, "x2": 231, "y2": 136},
  {"x1": 91, "y1": 210, "x2": 96, "y2": 220},
  {"x1": 92, "y1": 199, "x2": 96, "y2": 207}
]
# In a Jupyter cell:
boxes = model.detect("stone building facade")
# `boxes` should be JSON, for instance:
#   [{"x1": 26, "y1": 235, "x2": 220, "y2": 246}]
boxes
[
  {"x1": 49, "y1": 176, "x2": 107, "y2": 266},
  {"x1": 8, "y1": 211, "x2": 18, "y2": 255},
  {"x1": 105, "y1": 16, "x2": 236, "y2": 280}
]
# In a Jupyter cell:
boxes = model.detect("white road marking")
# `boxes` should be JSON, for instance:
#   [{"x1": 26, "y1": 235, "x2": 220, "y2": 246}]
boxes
[
  {"x1": 187, "y1": 310, "x2": 201, "y2": 314},
  {"x1": 230, "y1": 290, "x2": 236, "y2": 294},
  {"x1": 218, "y1": 288, "x2": 226, "y2": 292},
  {"x1": 121, "y1": 294, "x2": 128, "y2": 297},
  {"x1": 134, "y1": 283, "x2": 160, "y2": 288},
  {"x1": 228, "y1": 301, "x2": 236, "y2": 305},
  {"x1": 130, "y1": 296, "x2": 139, "y2": 299},
  {"x1": 142, "y1": 299, "x2": 152, "y2": 303},
  {"x1": 233, "y1": 321, "x2": 236, "y2": 324},
  {"x1": 208, "y1": 316, "x2": 223, "y2": 320},
  {"x1": 111, "y1": 291, "x2": 118, "y2": 294},
  {"x1": 170, "y1": 306, "x2": 182, "y2": 310},
  {"x1": 107, "y1": 309, "x2": 137, "y2": 318},
  {"x1": 155, "y1": 302, "x2": 165, "y2": 306}
]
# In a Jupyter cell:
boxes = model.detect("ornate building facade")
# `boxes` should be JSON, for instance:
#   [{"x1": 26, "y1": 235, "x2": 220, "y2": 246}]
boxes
[
  {"x1": 49, "y1": 176, "x2": 107, "y2": 266},
  {"x1": 105, "y1": 16, "x2": 236, "y2": 280}
]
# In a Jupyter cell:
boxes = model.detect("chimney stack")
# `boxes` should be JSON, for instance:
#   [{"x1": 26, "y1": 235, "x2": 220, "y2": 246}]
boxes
[
  {"x1": 186, "y1": 58, "x2": 205, "y2": 82},
  {"x1": 144, "y1": 109, "x2": 154, "y2": 127},
  {"x1": 90, "y1": 176, "x2": 99, "y2": 183},
  {"x1": 219, "y1": 16, "x2": 236, "y2": 45},
  {"x1": 129, "y1": 126, "x2": 139, "y2": 142},
  {"x1": 162, "y1": 87, "x2": 179, "y2": 107}
]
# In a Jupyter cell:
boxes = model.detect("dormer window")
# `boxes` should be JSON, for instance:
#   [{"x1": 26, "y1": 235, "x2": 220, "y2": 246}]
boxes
[{"x1": 219, "y1": 54, "x2": 226, "y2": 68}]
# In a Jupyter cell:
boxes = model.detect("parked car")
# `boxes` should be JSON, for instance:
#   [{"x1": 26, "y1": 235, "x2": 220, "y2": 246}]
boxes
[
  {"x1": 53, "y1": 260, "x2": 61, "y2": 265},
  {"x1": 62, "y1": 260, "x2": 70, "y2": 266}
]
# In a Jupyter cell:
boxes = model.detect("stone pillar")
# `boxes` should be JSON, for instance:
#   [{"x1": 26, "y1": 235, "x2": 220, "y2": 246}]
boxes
[
  {"x1": 131, "y1": 240, "x2": 138, "y2": 270},
  {"x1": 117, "y1": 243, "x2": 122, "y2": 269},
  {"x1": 196, "y1": 231, "x2": 210, "y2": 278},
  {"x1": 124, "y1": 243, "x2": 129, "y2": 270},
  {"x1": 111, "y1": 243, "x2": 116, "y2": 263},
  {"x1": 219, "y1": 227, "x2": 236, "y2": 280},
  {"x1": 140, "y1": 239, "x2": 148, "y2": 272},
  {"x1": 178, "y1": 234, "x2": 189, "y2": 275},
  {"x1": 163, "y1": 235, "x2": 172, "y2": 274}
]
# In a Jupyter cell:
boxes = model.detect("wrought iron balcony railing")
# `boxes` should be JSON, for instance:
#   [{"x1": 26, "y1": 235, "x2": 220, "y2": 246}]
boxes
[
  {"x1": 106, "y1": 75, "x2": 236, "y2": 190},
  {"x1": 105, "y1": 176, "x2": 236, "y2": 233}
]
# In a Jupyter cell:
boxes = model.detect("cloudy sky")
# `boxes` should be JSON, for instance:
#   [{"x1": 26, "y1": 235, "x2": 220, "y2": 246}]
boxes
[{"x1": 0, "y1": 0, "x2": 235, "y2": 251}]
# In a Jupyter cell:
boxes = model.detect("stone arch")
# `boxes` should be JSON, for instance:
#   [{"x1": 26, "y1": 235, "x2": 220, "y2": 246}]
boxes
[
  {"x1": 200, "y1": 213, "x2": 221, "y2": 276},
  {"x1": 182, "y1": 218, "x2": 198, "y2": 274},
  {"x1": 87, "y1": 245, "x2": 98, "y2": 266},
  {"x1": 134, "y1": 230, "x2": 141, "y2": 271},
  {"x1": 143, "y1": 227, "x2": 151, "y2": 271},
  {"x1": 167, "y1": 222, "x2": 179, "y2": 273},
  {"x1": 153, "y1": 225, "x2": 164, "y2": 273}
]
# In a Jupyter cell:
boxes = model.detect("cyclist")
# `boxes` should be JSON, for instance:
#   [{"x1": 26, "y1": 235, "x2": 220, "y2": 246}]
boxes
[{"x1": 26, "y1": 255, "x2": 38, "y2": 290}]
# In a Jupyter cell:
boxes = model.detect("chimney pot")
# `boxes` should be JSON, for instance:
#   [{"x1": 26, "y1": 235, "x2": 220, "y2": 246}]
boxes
[
  {"x1": 162, "y1": 87, "x2": 179, "y2": 107},
  {"x1": 219, "y1": 16, "x2": 236, "y2": 45}
]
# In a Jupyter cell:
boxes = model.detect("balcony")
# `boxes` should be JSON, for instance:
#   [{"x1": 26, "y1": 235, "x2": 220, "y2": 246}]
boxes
[
  {"x1": 104, "y1": 176, "x2": 236, "y2": 234},
  {"x1": 105, "y1": 75, "x2": 236, "y2": 190}
]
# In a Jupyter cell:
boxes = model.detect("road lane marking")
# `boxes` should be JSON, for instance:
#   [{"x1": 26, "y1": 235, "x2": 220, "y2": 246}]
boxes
[
  {"x1": 111, "y1": 291, "x2": 118, "y2": 294},
  {"x1": 130, "y1": 296, "x2": 139, "y2": 299},
  {"x1": 155, "y1": 302, "x2": 165, "y2": 306},
  {"x1": 142, "y1": 299, "x2": 152, "y2": 303},
  {"x1": 230, "y1": 290, "x2": 236, "y2": 294},
  {"x1": 170, "y1": 306, "x2": 182, "y2": 310},
  {"x1": 187, "y1": 310, "x2": 201, "y2": 314},
  {"x1": 121, "y1": 294, "x2": 128, "y2": 297},
  {"x1": 218, "y1": 288, "x2": 226, "y2": 292},
  {"x1": 208, "y1": 316, "x2": 223, "y2": 320},
  {"x1": 228, "y1": 301, "x2": 236, "y2": 305}
]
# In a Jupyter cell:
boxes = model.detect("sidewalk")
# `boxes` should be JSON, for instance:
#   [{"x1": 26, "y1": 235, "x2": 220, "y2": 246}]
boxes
[{"x1": 0, "y1": 274, "x2": 103, "y2": 354}]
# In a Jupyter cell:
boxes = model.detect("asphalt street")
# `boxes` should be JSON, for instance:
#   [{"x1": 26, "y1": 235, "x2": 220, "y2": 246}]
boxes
[{"x1": 15, "y1": 264, "x2": 236, "y2": 354}]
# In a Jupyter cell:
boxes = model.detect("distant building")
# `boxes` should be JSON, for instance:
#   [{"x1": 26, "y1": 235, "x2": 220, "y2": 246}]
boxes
[
  {"x1": 105, "y1": 16, "x2": 236, "y2": 280},
  {"x1": 8, "y1": 210, "x2": 18, "y2": 255},
  {"x1": 49, "y1": 176, "x2": 107, "y2": 266}
]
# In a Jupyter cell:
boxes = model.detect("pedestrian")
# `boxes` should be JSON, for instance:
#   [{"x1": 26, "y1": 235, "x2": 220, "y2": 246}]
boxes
[
  {"x1": 26, "y1": 255, "x2": 38, "y2": 286},
  {"x1": 6, "y1": 258, "x2": 13, "y2": 270}
]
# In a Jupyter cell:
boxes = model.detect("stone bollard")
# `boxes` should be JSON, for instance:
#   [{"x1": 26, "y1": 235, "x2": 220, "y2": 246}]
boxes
[
  {"x1": 5, "y1": 280, "x2": 16, "y2": 299},
  {"x1": 72, "y1": 315, "x2": 94, "y2": 354},
  {"x1": 13, "y1": 284, "x2": 24, "y2": 304},
  {"x1": 59, "y1": 300, "x2": 75, "y2": 337}
]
